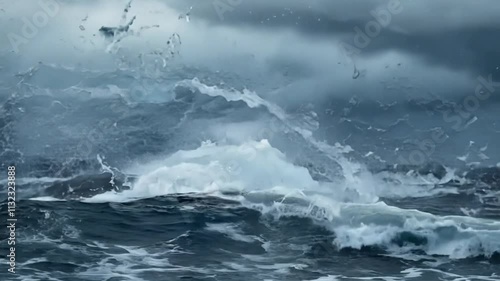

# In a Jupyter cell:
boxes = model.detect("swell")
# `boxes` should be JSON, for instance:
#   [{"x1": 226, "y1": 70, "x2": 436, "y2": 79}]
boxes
[
  {"x1": 2, "y1": 67, "x2": 500, "y2": 265},
  {"x1": 3, "y1": 196, "x2": 500, "y2": 264}
]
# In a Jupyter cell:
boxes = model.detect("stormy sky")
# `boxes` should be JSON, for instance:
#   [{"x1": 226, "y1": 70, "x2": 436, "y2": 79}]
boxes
[
  {"x1": 1, "y1": 0, "x2": 499, "y2": 103},
  {"x1": 165, "y1": 0, "x2": 500, "y2": 74}
]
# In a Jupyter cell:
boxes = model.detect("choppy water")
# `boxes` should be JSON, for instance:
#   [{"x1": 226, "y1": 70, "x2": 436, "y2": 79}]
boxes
[{"x1": 1, "y1": 0, "x2": 500, "y2": 280}]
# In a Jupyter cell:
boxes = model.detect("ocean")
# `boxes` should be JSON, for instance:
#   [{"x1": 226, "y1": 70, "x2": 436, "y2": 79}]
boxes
[{"x1": 0, "y1": 0, "x2": 499, "y2": 280}]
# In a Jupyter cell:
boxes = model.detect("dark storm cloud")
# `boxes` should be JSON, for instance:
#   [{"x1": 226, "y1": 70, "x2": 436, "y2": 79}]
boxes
[
  {"x1": 164, "y1": 0, "x2": 500, "y2": 76},
  {"x1": 1, "y1": 0, "x2": 498, "y2": 91}
]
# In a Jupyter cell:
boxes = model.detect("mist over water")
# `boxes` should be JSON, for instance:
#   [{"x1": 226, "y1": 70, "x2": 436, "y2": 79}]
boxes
[{"x1": 1, "y1": 1, "x2": 500, "y2": 280}]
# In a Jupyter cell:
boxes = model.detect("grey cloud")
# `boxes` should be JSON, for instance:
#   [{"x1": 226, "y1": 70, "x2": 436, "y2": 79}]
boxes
[{"x1": 163, "y1": 0, "x2": 500, "y2": 75}]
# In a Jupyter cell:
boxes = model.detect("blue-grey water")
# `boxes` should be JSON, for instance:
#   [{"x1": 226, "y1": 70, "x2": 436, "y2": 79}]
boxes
[{"x1": 0, "y1": 0, "x2": 499, "y2": 280}]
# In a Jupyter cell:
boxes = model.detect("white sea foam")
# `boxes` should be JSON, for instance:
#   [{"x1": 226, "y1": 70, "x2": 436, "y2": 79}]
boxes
[
  {"x1": 82, "y1": 139, "x2": 500, "y2": 260},
  {"x1": 81, "y1": 81, "x2": 500, "y2": 260},
  {"x1": 205, "y1": 223, "x2": 261, "y2": 243},
  {"x1": 29, "y1": 196, "x2": 66, "y2": 202}
]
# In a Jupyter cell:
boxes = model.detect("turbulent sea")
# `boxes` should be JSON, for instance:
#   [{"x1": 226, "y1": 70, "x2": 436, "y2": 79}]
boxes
[{"x1": 1, "y1": 1, "x2": 500, "y2": 280}]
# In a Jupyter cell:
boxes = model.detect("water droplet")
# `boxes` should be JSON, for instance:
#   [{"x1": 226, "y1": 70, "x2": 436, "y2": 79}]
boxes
[{"x1": 352, "y1": 67, "x2": 360, "y2": 79}]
